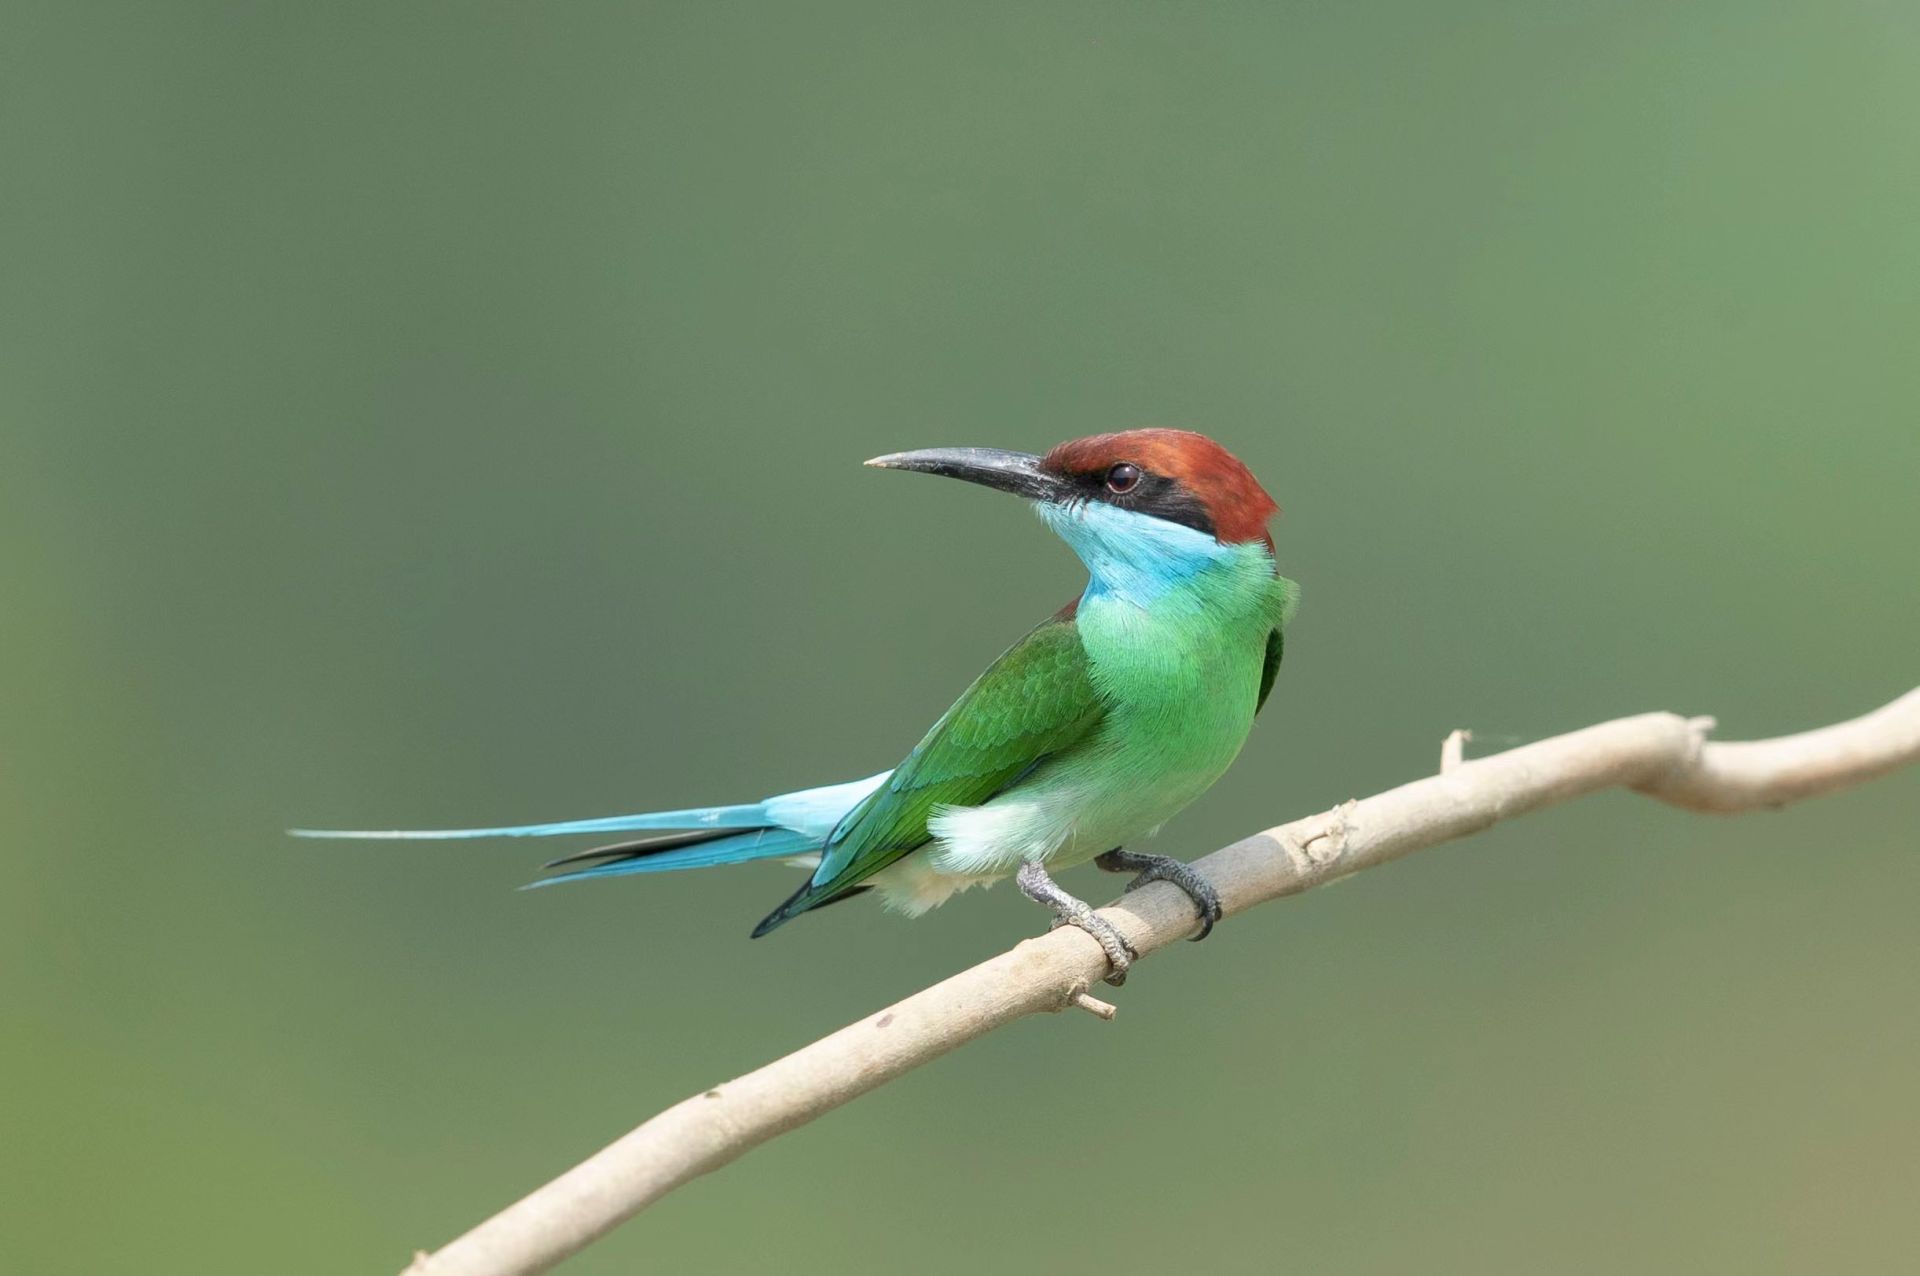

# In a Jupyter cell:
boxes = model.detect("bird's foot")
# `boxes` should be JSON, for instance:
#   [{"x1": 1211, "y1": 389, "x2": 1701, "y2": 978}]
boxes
[
  {"x1": 1096, "y1": 848, "x2": 1223, "y2": 941},
  {"x1": 1017, "y1": 861, "x2": 1135, "y2": 986},
  {"x1": 1047, "y1": 908, "x2": 1137, "y2": 987}
]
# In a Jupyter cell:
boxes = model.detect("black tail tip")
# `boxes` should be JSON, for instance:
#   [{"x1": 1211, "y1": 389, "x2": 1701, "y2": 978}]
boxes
[
  {"x1": 751, "y1": 881, "x2": 876, "y2": 937},
  {"x1": 750, "y1": 885, "x2": 805, "y2": 938}
]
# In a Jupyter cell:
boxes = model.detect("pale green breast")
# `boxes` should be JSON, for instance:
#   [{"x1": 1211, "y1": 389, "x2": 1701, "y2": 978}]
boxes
[{"x1": 1021, "y1": 549, "x2": 1289, "y2": 867}]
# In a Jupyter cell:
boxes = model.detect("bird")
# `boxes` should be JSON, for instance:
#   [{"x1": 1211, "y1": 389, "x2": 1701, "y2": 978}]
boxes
[{"x1": 295, "y1": 429, "x2": 1298, "y2": 984}]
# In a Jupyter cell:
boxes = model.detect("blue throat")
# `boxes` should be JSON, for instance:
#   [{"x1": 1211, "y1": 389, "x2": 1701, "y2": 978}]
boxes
[{"x1": 1038, "y1": 500, "x2": 1240, "y2": 609}]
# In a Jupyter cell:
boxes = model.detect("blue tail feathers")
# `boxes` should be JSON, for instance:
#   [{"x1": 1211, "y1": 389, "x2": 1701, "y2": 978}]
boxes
[
  {"x1": 288, "y1": 801, "x2": 777, "y2": 843},
  {"x1": 524, "y1": 826, "x2": 821, "y2": 887},
  {"x1": 290, "y1": 771, "x2": 892, "y2": 890}
]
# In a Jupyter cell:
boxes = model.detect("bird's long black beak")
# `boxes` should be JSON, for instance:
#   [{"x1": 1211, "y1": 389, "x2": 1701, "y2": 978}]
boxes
[{"x1": 863, "y1": 447, "x2": 1064, "y2": 502}]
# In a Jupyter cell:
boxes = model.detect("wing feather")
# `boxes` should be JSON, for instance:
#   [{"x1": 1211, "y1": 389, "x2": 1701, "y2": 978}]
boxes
[
  {"x1": 1255, "y1": 627, "x2": 1282, "y2": 714},
  {"x1": 752, "y1": 614, "x2": 1103, "y2": 933}
]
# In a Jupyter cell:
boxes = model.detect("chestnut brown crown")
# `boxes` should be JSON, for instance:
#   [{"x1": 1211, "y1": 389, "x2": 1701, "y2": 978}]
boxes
[{"x1": 1039, "y1": 428, "x2": 1279, "y2": 545}]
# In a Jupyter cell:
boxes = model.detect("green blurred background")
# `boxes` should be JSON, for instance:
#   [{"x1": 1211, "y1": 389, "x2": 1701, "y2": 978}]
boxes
[{"x1": 4, "y1": 2, "x2": 1917, "y2": 1272}]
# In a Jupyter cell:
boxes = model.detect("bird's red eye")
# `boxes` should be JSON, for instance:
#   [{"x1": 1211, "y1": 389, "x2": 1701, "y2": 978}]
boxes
[{"x1": 1105, "y1": 462, "x2": 1142, "y2": 494}]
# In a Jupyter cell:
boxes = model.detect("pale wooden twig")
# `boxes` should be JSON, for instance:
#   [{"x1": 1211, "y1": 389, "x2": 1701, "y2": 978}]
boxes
[{"x1": 404, "y1": 688, "x2": 1920, "y2": 1276}]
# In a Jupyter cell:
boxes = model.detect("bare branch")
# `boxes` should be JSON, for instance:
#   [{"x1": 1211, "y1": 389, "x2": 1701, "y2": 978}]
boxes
[{"x1": 403, "y1": 688, "x2": 1920, "y2": 1276}]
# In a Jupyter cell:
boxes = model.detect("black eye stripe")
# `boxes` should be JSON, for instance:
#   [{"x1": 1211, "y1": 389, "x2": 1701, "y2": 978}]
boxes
[{"x1": 1063, "y1": 466, "x2": 1216, "y2": 537}]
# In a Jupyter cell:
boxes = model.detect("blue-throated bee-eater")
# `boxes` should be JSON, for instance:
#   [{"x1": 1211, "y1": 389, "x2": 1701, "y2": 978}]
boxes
[{"x1": 297, "y1": 429, "x2": 1298, "y2": 984}]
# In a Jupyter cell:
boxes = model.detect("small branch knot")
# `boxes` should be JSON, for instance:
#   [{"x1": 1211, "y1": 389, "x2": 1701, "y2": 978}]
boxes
[
  {"x1": 1283, "y1": 801, "x2": 1356, "y2": 875},
  {"x1": 1065, "y1": 981, "x2": 1117, "y2": 1020}
]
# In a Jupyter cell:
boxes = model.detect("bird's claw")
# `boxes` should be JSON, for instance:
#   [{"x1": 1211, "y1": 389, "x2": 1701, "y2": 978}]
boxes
[
  {"x1": 1018, "y1": 860, "x2": 1135, "y2": 985},
  {"x1": 1096, "y1": 849, "x2": 1223, "y2": 941},
  {"x1": 1047, "y1": 910, "x2": 1137, "y2": 985}
]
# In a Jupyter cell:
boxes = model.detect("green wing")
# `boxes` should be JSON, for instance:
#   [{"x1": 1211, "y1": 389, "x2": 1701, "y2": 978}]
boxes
[
  {"x1": 752, "y1": 613, "x2": 1104, "y2": 934},
  {"x1": 1255, "y1": 627, "x2": 1283, "y2": 714},
  {"x1": 1255, "y1": 573, "x2": 1298, "y2": 715}
]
